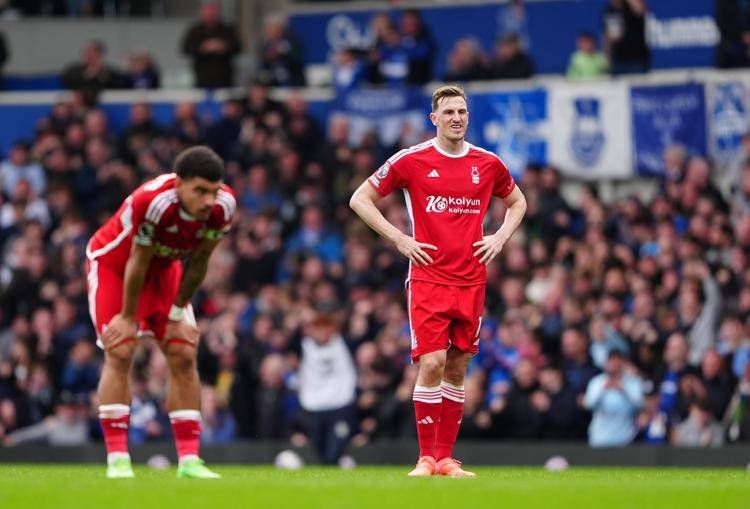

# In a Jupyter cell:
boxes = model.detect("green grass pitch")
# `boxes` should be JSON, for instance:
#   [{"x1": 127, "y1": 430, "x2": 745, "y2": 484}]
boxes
[{"x1": 1, "y1": 465, "x2": 748, "y2": 509}]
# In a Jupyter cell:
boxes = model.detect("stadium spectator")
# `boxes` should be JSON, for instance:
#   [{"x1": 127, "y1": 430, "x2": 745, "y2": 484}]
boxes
[
  {"x1": 200, "y1": 385, "x2": 237, "y2": 444},
  {"x1": 584, "y1": 349, "x2": 643, "y2": 447},
  {"x1": 537, "y1": 365, "x2": 577, "y2": 439},
  {"x1": 497, "y1": 0, "x2": 529, "y2": 50},
  {"x1": 371, "y1": 21, "x2": 409, "y2": 86},
  {"x1": 399, "y1": 10, "x2": 434, "y2": 84},
  {"x1": 206, "y1": 99, "x2": 243, "y2": 162},
  {"x1": 726, "y1": 363, "x2": 750, "y2": 441},
  {"x1": 716, "y1": 315, "x2": 750, "y2": 379},
  {"x1": 489, "y1": 33, "x2": 534, "y2": 80},
  {"x1": 60, "y1": 39, "x2": 126, "y2": 92},
  {"x1": 566, "y1": 31, "x2": 609, "y2": 80},
  {"x1": 492, "y1": 358, "x2": 545, "y2": 439},
  {"x1": 243, "y1": 79, "x2": 286, "y2": 128},
  {"x1": 128, "y1": 374, "x2": 168, "y2": 445},
  {"x1": 656, "y1": 333, "x2": 699, "y2": 424},
  {"x1": 3, "y1": 391, "x2": 90, "y2": 446},
  {"x1": 118, "y1": 102, "x2": 162, "y2": 163},
  {"x1": 679, "y1": 260, "x2": 722, "y2": 366},
  {"x1": 443, "y1": 37, "x2": 488, "y2": 82},
  {"x1": 170, "y1": 101, "x2": 205, "y2": 146},
  {"x1": 255, "y1": 353, "x2": 295, "y2": 439},
  {"x1": 636, "y1": 388, "x2": 669, "y2": 444},
  {"x1": 124, "y1": 51, "x2": 160, "y2": 89},
  {"x1": 603, "y1": 0, "x2": 650, "y2": 75},
  {"x1": 559, "y1": 327, "x2": 598, "y2": 438},
  {"x1": 671, "y1": 399, "x2": 724, "y2": 447},
  {"x1": 699, "y1": 349, "x2": 735, "y2": 421},
  {"x1": 181, "y1": 1, "x2": 240, "y2": 88},
  {"x1": 297, "y1": 313, "x2": 357, "y2": 465},
  {"x1": 59, "y1": 339, "x2": 98, "y2": 396},
  {"x1": 259, "y1": 13, "x2": 306, "y2": 87},
  {"x1": 715, "y1": 0, "x2": 750, "y2": 68},
  {"x1": 0, "y1": 140, "x2": 46, "y2": 198},
  {"x1": 332, "y1": 48, "x2": 368, "y2": 93}
]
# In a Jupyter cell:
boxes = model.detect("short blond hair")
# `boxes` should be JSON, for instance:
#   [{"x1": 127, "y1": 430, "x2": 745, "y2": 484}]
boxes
[{"x1": 431, "y1": 84, "x2": 467, "y2": 112}]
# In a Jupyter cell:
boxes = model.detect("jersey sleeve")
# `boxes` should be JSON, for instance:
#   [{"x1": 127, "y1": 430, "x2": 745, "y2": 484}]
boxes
[
  {"x1": 131, "y1": 190, "x2": 160, "y2": 247},
  {"x1": 367, "y1": 157, "x2": 409, "y2": 197},
  {"x1": 491, "y1": 157, "x2": 516, "y2": 198},
  {"x1": 205, "y1": 188, "x2": 236, "y2": 239}
]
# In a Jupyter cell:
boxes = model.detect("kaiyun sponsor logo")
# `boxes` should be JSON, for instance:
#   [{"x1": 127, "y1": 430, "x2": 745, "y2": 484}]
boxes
[{"x1": 426, "y1": 195, "x2": 481, "y2": 214}]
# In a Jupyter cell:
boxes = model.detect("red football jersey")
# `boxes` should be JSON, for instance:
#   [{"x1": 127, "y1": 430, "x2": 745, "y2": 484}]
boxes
[
  {"x1": 368, "y1": 138, "x2": 515, "y2": 286},
  {"x1": 86, "y1": 173, "x2": 236, "y2": 274}
]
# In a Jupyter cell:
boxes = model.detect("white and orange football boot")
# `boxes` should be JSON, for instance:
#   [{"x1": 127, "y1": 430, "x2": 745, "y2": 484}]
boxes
[
  {"x1": 407, "y1": 455, "x2": 436, "y2": 477},
  {"x1": 435, "y1": 458, "x2": 476, "y2": 478}
]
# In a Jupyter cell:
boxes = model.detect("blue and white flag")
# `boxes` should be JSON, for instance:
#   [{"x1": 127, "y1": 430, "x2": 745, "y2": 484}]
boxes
[
  {"x1": 548, "y1": 82, "x2": 633, "y2": 179},
  {"x1": 631, "y1": 83, "x2": 707, "y2": 175},
  {"x1": 469, "y1": 88, "x2": 548, "y2": 178},
  {"x1": 708, "y1": 80, "x2": 749, "y2": 166}
]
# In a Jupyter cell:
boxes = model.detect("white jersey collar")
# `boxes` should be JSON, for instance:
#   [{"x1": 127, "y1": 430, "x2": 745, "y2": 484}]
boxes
[{"x1": 432, "y1": 138, "x2": 470, "y2": 158}]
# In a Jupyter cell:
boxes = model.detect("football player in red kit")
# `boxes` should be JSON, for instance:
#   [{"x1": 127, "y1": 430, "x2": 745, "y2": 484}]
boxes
[
  {"x1": 350, "y1": 85, "x2": 526, "y2": 477},
  {"x1": 86, "y1": 146, "x2": 236, "y2": 478}
]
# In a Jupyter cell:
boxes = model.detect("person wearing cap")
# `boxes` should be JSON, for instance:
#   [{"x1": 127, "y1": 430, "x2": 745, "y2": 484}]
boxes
[{"x1": 583, "y1": 349, "x2": 644, "y2": 447}]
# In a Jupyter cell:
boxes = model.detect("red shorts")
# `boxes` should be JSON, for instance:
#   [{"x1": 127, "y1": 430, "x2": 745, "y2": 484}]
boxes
[
  {"x1": 86, "y1": 258, "x2": 192, "y2": 348},
  {"x1": 407, "y1": 280, "x2": 485, "y2": 362}
]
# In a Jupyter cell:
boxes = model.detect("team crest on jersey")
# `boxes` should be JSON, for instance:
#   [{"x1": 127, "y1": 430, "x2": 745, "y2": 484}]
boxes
[
  {"x1": 471, "y1": 166, "x2": 480, "y2": 184},
  {"x1": 570, "y1": 97, "x2": 604, "y2": 168},
  {"x1": 375, "y1": 162, "x2": 391, "y2": 179}
]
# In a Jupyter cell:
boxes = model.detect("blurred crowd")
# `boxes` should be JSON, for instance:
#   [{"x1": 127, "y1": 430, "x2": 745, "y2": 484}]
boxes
[
  {"x1": 0, "y1": 0, "x2": 749, "y2": 452},
  {"x1": 0, "y1": 76, "x2": 749, "y2": 449},
  {"x1": 1, "y1": 0, "x2": 735, "y2": 92},
  {"x1": 3, "y1": 0, "x2": 750, "y2": 92}
]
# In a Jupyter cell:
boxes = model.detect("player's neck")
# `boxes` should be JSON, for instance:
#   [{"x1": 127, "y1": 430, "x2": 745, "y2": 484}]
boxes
[{"x1": 434, "y1": 135, "x2": 466, "y2": 156}]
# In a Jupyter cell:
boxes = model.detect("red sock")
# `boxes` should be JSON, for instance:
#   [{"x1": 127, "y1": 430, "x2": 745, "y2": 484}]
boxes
[
  {"x1": 169, "y1": 410, "x2": 202, "y2": 460},
  {"x1": 435, "y1": 381, "x2": 465, "y2": 461},
  {"x1": 413, "y1": 385, "x2": 441, "y2": 458},
  {"x1": 99, "y1": 404, "x2": 130, "y2": 456}
]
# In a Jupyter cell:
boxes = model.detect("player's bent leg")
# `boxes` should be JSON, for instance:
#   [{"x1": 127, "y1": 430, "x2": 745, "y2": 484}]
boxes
[
  {"x1": 435, "y1": 348, "x2": 474, "y2": 477},
  {"x1": 409, "y1": 349, "x2": 447, "y2": 476},
  {"x1": 162, "y1": 337, "x2": 220, "y2": 479},
  {"x1": 98, "y1": 341, "x2": 137, "y2": 479}
]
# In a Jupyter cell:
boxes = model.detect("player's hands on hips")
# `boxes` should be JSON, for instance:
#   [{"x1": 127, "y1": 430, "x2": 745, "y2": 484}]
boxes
[
  {"x1": 473, "y1": 233, "x2": 507, "y2": 265},
  {"x1": 394, "y1": 233, "x2": 437, "y2": 267},
  {"x1": 102, "y1": 314, "x2": 138, "y2": 350}
]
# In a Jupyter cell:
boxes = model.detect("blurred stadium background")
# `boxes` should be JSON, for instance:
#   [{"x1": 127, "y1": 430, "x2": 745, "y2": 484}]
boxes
[{"x1": 0, "y1": 0, "x2": 749, "y2": 470}]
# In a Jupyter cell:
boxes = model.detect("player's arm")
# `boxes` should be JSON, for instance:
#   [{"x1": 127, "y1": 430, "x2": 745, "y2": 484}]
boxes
[
  {"x1": 473, "y1": 186, "x2": 527, "y2": 265},
  {"x1": 173, "y1": 237, "x2": 221, "y2": 309},
  {"x1": 349, "y1": 180, "x2": 437, "y2": 267},
  {"x1": 101, "y1": 242, "x2": 156, "y2": 349}
]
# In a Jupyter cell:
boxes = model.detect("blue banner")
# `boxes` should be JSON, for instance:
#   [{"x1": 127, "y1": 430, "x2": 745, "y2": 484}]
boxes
[
  {"x1": 631, "y1": 83, "x2": 707, "y2": 175},
  {"x1": 469, "y1": 88, "x2": 547, "y2": 178},
  {"x1": 289, "y1": 0, "x2": 717, "y2": 78},
  {"x1": 332, "y1": 86, "x2": 428, "y2": 147}
]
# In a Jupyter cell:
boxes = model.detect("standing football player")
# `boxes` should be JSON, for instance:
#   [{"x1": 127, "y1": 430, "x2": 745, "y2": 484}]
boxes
[
  {"x1": 350, "y1": 85, "x2": 526, "y2": 477},
  {"x1": 86, "y1": 146, "x2": 236, "y2": 478}
]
